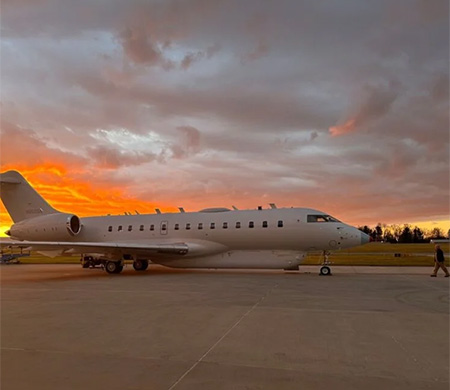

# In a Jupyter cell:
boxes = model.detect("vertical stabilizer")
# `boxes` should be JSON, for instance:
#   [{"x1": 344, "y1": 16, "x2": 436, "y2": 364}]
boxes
[{"x1": 0, "y1": 171, "x2": 59, "y2": 222}]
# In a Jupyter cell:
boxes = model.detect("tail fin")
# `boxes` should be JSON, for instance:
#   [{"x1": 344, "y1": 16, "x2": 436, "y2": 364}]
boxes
[{"x1": 0, "y1": 170, "x2": 59, "y2": 223}]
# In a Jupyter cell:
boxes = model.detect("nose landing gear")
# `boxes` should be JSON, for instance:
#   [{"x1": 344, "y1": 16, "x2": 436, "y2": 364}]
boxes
[{"x1": 319, "y1": 251, "x2": 332, "y2": 276}]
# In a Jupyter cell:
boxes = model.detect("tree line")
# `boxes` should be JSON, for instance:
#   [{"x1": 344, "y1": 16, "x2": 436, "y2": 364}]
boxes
[{"x1": 357, "y1": 224, "x2": 450, "y2": 243}]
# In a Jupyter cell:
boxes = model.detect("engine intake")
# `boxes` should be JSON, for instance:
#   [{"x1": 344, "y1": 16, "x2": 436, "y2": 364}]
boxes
[
  {"x1": 9, "y1": 213, "x2": 83, "y2": 241},
  {"x1": 67, "y1": 215, "x2": 81, "y2": 235}
]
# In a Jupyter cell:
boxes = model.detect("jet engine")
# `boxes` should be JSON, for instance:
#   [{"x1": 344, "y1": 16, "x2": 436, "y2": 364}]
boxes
[{"x1": 9, "y1": 213, "x2": 82, "y2": 241}]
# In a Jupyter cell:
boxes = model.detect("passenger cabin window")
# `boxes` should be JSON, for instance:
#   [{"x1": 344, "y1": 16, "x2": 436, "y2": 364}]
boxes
[
  {"x1": 150, "y1": 224, "x2": 155, "y2": 231},
  {"x1": 161, "y1": 224, "x2": 167, "y2": 231},
  {"x1": 249, "y1": 221, "x2": 254, "y2": 228},
  {"x1": 262, "y1": 221, "x2": 268, "y2": 228},
  {"x1": 139, "y1": 225, "x2": 144, "y2": 231},
  {"x1": 236, "y1": 222, "x2": 241, "y2": 229},
  {"x1": 278, "y1": 220, "x2": 283, "y2": 228},
  {"x1": 223, "y1": 222, "x2": 228, "y2": 229},
  {"x1": 128, "y1": 225, "x2": 133, "y2": 231},
  {"x1": 198, "y1": 223, "x2": 203, "y2": 230},
  {"x1": 174, "y1": 223, "x2": 179, "y2": 230},
  {"x1": 307, "y1": 215, "x2": 340, "y2": 223},
  {"x1": 118, "y1": 225, "x2": 123, "y2": 231},
  {"x1": 186, "y1": 223, "x2": 191, "y2": 230},
  {"x1": 210, "y1": 223, "x2": 215, "y2": 229},
  {"x1": 108, "y1": 226, "x2": 112, "y2": 232}
]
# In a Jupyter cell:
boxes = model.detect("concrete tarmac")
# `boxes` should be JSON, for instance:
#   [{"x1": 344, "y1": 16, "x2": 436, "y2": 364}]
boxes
[{"x1": 1, "y1": 264, "x2": 449, "y2": 390}]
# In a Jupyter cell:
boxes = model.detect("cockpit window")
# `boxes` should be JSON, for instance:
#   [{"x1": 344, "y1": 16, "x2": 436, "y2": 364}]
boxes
[{"x1": 307, "y1": 215, "x2": 340, "y2": 223}]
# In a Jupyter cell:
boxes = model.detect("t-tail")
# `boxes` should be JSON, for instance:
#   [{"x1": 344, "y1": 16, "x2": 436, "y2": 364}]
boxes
[
  {"x1": 0, "y1": 170, "x2": 82, "y2": 239},
  {"x1": 0, "y1": 170, "x2": 59, "y2": 222}
]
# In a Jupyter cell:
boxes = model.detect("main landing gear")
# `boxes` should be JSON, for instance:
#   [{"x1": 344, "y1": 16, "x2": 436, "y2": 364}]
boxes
[
  {"x1": 103, "y1": 259, "x2": 149, "y2": 274},
  {"x1": 133, "y1": 259, "x2": 149, "y2": 271},
  {"x1": 319, "y1": 251, "x2": 332, "y2": 276},
  {"x1": 105, "y1": 261, "x2": 124, "y2": 274}
]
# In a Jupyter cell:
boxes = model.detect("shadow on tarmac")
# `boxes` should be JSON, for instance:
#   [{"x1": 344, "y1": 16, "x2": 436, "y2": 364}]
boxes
[{"x1": 1, "y1": 264, "x2": 301, "y2": 284}]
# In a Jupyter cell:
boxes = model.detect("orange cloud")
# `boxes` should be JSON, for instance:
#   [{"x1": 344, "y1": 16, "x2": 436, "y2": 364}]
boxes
[
  {"x1": 329, "y1": 118, "x2": 357, "y2": 136},
  {"x1": 329, "y1": 82, "x2": 400, "y2": 137},
  {"x1": 0, "y1": 165, "x2": 178, "y2": 235}
]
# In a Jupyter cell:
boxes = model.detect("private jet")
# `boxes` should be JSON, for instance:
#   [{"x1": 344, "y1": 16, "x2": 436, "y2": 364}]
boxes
[{"x1": 0, "y1": 170, "x2": 370, "y2": 275}]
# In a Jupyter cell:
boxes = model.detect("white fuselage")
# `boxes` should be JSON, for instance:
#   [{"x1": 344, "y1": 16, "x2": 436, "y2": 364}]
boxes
[{"x1": 10, "y1": 207, "x2": 366, "y2": 269}]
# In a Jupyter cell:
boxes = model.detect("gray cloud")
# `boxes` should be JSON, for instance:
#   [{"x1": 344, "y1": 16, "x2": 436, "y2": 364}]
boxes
[
  {"x1": 330, "y1": 81, "x2": 401, "y2": 136},
  {"x1": 169, "y1": 126, "x2": 202, "y2": 159},
  {"x1": 119, "y1": 27, "x2": 173, "y2": 69},
  {"x1": 86, "y1": 145, "x2": 158, "y2": 169},
  {"x1": 0, "y1": 121, "x2": 87, "y2": 168}
]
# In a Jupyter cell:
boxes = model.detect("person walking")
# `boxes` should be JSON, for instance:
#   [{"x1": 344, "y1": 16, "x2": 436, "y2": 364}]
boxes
[{"x1": 430, "y1": 244, "x2": 449, "y2": 277}]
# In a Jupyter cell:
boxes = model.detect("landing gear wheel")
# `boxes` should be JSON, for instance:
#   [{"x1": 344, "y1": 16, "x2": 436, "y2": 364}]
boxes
[
  {"x1": 320, "y1": 266, "x2": 331, "y2": 276},
  {"x1": 133, "y1": 259, "x2": 149, "y2": 271},
  {"x1": 105, "y1": 261, "x2": 123, "y2": 274}
]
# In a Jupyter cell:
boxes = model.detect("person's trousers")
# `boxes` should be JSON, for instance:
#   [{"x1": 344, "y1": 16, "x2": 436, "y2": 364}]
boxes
[{"x1": 432, "y1": 261, "x2": 450, "y2": 276}]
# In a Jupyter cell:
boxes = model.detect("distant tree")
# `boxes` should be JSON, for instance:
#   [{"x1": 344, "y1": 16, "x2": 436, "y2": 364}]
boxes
[
  {"x1": 358, "y1": 225, "x2": 372, "y2": 236},
  {"x1": 399, "y1": 225, "x2": 413, "y2": 243},
  {"x1": 412, "y1": 226, "x2": 424, "y2": 243},
  {"x1": 375, "y1": 224, "x2": 383, "y2": 241},
  {"x1": 430, "y1": 227, "x2": 445, "y2": 240},
  {"x1": 391, "y1": 225, "x2": 403, "y2": 242},
  {"x1": 383, "y1": 230, "x2": 396, "y2": 243},
  {"x1": 357, "y1": 223, "x2": 447, "y2": 243},
  {"x1": 422, "y1": 228, "x2": 432, "y2": 241}
]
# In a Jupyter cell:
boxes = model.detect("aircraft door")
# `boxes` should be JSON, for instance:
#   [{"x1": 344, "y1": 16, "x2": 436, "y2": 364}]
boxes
[{"x1": 160, "y1": 221, "x2": 168, "y2": 235}]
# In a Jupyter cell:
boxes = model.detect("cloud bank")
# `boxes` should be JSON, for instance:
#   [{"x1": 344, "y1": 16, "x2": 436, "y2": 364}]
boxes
[{"x1": 1, "y1": 0, "x2": 448, "y2": 229}]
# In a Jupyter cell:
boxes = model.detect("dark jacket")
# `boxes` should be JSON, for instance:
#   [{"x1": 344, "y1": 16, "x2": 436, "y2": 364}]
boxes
[{"x1": 436, "y1": 248, "x2": 445, "y2": 263}]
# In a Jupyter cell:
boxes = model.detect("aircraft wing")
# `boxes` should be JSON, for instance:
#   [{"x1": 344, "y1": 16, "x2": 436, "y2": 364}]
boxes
[{"x1": 0, "y1": 240, "x2": 189, "y2": 258}]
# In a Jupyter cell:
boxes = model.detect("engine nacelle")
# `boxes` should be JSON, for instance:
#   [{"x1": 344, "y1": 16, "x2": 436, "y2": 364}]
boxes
[{"x1": 9, "y1": 213, "x2": 82, "y2": 241}]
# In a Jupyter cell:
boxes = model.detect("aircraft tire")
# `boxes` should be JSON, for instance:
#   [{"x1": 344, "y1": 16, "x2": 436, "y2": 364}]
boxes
[
  {"x1": 105, "y1": 261, "x2": 122, "y2": 274},
  {"x1": 320, "y1": 266, "x2": 331, "y2": 276},
  {"x1": 133, "y1": 259, "x2": 149, "y2": 271}
]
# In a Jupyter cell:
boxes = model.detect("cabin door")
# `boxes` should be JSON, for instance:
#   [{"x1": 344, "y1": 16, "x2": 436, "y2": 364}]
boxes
[{"x1": 160, "y1": 221, "x2": 168, "y2": 235}]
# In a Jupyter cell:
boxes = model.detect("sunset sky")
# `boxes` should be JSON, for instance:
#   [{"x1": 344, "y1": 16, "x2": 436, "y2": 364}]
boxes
[{"x1": 1, "y1": 0, "x2": 449, "y2": 236}]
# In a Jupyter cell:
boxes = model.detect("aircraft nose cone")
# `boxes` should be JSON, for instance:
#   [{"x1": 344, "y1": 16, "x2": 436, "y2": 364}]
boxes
[{"x1": 361, "y1": 232, "x2": 370, "y2": 245}]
